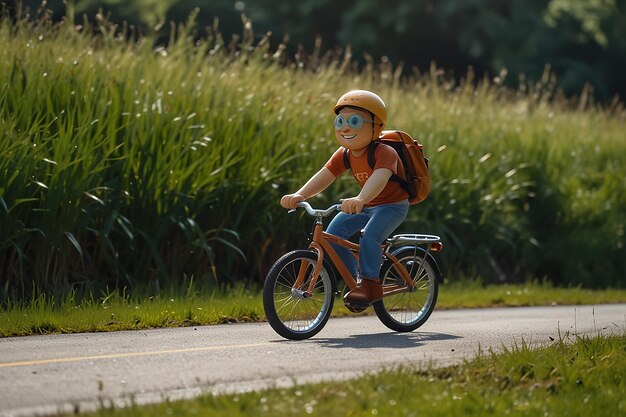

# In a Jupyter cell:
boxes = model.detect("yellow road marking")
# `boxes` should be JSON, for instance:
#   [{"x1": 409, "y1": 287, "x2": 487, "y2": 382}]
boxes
[{"x1": 0, "y1": 342, "x2": 272, "y2": 368}]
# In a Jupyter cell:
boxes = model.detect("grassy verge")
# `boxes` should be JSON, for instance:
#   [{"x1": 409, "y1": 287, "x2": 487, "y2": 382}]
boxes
[
  {"x1": 2, "y1": 281, "x2": 625, "y2": 337},
  {"x1": 1, "y1": 12, "x2": 626, "y2": 297},
  {"x1": 0, "y1": 285, "x2": 263, "y2": 337},
  {"x1": 66, "y1": 332, "x2": 626, "y2": 416},
  {"x1": 437, "y1": 279, "x2": 626, "y2": 308}
]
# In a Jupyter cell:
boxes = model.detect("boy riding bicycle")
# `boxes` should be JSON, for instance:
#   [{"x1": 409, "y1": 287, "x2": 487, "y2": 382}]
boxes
[{"x1": 280, "y1": 90, "x2": 410, "y2": 308}]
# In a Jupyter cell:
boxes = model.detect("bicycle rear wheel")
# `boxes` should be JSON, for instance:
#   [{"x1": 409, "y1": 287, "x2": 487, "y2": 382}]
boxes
[
  {"x1": 373, "y1": 246, "x2": 438, "y2": 332},
  {"x1": 263, "y1": 250, "x2": 335, "y2": 340}
]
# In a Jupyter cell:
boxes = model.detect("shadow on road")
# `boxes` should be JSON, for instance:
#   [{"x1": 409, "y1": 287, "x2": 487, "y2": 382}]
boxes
[{"x1": 303, "y1": 331, "x2": 461, "y2": 349}]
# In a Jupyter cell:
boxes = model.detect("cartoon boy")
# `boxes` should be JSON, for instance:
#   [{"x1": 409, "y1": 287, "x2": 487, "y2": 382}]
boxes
[{"x1": 280, "y1": 90, "x2": 409, "y2": 307}]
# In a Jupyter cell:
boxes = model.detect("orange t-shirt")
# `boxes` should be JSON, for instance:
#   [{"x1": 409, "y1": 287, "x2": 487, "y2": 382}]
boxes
[{"x1": 324, "y1": 143, "x2": 409, "y2": 207}]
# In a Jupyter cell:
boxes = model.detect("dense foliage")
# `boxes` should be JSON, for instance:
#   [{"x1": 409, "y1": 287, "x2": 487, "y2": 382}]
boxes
[
  {"x1": 8, "y1": 0, "x2": 626, "y2": 101},
  {"x1": 0, "y1": 12, "x2": 625, "y2": 301}
]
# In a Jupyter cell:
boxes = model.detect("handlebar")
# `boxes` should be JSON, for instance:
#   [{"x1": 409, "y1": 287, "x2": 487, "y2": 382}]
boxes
[{"x1": 290, "y1": 201, "x2": 341, "y2": 217}]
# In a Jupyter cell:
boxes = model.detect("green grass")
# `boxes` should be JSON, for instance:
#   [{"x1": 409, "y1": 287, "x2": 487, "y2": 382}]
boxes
[
  {"x1": 0, "y1": 285, "x2": 263, "y2": 337},
  {"x1": 63, "y1": 332, "x2": 626, "y2": 417},
  {"x1": 2, "y1": 281, "x2": 625, "y2": 337},
  {"x1": 438, "y1": 279, "x2": 626, "y2": 308},
  {"x1": 1, "y1": 11, "x2": 625, "y2": 300}
]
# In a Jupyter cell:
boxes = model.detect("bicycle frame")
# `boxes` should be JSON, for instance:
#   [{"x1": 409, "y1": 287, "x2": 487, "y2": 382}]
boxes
[{"x1": 292, "y1": 216, "x2": 418, "y2": 298}]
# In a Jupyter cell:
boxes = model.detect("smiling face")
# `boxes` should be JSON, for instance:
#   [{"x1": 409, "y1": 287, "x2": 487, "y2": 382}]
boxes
[{"x1": 334, "y1": 107, "x2": 375, "y2": 152}]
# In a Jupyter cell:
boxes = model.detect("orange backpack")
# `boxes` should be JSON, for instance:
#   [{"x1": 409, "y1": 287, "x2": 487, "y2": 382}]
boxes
[{"x1": 343, "y1": 130, "x2": 430, "y2": 204}]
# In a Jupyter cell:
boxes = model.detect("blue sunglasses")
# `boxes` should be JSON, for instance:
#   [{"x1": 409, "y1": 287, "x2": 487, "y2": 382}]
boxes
[{"x1": 334, "y1": 114, "x2": 375, "y2": 131}]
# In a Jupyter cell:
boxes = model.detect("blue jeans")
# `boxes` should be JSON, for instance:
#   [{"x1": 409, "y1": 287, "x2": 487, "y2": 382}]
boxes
[{"x1": 326, "y1": 200, "x2": 409, "y2": 280}]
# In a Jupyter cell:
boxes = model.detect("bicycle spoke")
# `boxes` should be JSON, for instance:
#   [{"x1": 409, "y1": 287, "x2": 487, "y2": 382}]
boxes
[
  {"x1": 301, "y1": 301, "x2": 317, "y2": 324},
  {"x1": 384, "y1": 295, "x2": 404, "y2": 311},
  {"x1": 417, "y1": 280, "x2": 430, "y2": 291},
  {"x1": 274, "y1": 295, "x2": 297, "y2": 314},
  {"x1": 285, "y1": 298, "x2": 302, "y2": 323}
]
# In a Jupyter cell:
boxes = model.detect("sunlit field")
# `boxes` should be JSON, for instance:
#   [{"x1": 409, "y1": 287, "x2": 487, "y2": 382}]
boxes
[{"x1": 1, "y1": 12, "x2": 625, "y2": 303}]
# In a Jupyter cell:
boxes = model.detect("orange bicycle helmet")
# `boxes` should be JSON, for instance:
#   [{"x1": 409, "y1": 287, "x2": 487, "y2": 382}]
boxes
[{"x1": 333, "y1": 90, "x2": 386, "y2": 135}]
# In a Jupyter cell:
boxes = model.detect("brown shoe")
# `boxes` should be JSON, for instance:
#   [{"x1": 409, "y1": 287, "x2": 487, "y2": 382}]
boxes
[{"x1": 344, "y1": 278, "x2": 383, "y2": 307}]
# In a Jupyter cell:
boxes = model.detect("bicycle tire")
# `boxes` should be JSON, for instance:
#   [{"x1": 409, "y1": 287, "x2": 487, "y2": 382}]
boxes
[
  {"x1": 373, "y1": 246, "x2": 439, "y2": 332},
  {"x1": 263, "y1": 250, "x2": 335, "y2": 340}
]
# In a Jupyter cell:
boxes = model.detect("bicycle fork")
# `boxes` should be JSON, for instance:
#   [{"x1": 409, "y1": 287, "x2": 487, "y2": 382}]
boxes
[
  {"x1": 292, "y1": 216, "x2": 326, "y2": 299},
  {"x1": 291, "y1": 215, "x2": 360, "y2": 297}
]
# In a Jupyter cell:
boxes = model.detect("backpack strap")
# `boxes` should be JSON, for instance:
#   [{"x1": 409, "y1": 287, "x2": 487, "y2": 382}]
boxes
[
  {"x1": 366, "y1": 141, "x2": 379, "y2": 168},
  {"x1": 343, "y1": 143, "x2": 377, "y2": 171},
  {"x1": 369, "y1": 141, "x2": 406, "y2": 187},
  {"x1": 344, "y1": 142, "x2": 407, "y2": 191}
]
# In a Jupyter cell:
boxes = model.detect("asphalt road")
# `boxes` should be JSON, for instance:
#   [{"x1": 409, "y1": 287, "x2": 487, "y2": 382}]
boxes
[{"x1": 1, "y1": 304, "x2": 624, "y2": 417}]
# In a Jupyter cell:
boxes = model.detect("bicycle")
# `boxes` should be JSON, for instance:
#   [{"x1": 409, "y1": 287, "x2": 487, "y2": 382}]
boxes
[{"x1": 263, "y1": 201, "x2": 444, "y2": 340}]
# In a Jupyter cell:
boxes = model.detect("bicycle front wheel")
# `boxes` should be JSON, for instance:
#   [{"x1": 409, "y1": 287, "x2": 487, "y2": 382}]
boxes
[
  {"x1": 263, "y1": 250, "x2": 335, "y2": 340},
  {"x1": 373, "y1": 246, "x2": 439, "y2": 332}
]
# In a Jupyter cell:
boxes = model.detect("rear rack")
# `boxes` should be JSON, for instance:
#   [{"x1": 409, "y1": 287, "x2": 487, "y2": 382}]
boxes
[{"x1": 386, "y1": 234, "x2": 441, "y2": 245}]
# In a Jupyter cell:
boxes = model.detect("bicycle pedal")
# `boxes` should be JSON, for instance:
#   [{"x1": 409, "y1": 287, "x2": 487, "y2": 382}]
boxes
[{"x1": 344, "y1": 300, "x2": 369, "y2": 313}]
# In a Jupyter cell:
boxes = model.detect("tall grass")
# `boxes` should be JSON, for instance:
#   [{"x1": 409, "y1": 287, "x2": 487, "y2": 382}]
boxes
[{"x1": 1, "y1": 10, "x2": 625, "y2": 300}]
